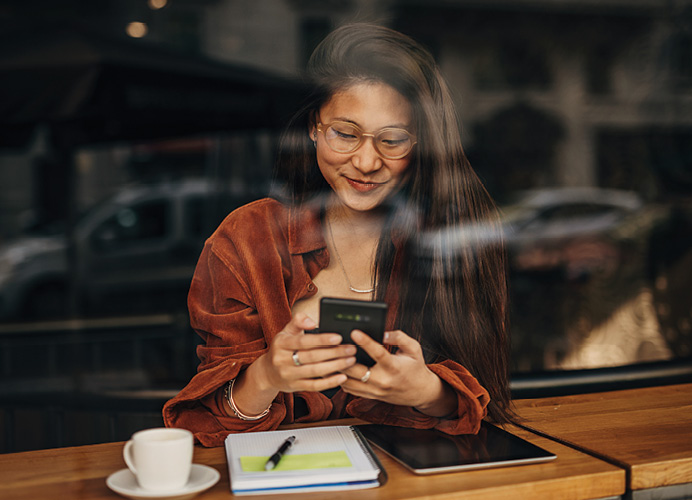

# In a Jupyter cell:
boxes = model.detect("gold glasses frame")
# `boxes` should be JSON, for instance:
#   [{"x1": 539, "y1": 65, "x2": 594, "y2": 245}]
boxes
[{"x1": 316, "y1": 120, "x2": 417, "y2": 160}]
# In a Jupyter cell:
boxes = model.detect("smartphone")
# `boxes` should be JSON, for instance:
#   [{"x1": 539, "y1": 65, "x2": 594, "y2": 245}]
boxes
[{"x1": 317, "y1": 297, "x2": 388, "y2": 367}]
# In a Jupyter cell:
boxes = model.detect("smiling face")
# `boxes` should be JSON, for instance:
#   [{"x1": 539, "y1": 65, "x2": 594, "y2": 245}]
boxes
[{"x1": 311, "y1": 81, "x2": 415, "y2": 213}]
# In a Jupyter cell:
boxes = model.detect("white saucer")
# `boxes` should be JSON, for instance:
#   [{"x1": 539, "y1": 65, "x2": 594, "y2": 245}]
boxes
[{"x1": 106, "y1": 464, "x2": 220, "y2": 500}]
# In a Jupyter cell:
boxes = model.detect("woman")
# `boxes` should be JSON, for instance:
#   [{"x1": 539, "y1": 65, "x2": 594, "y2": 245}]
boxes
[{"x1": 163, "y1": 23, "x2": 512, "y2": 447}]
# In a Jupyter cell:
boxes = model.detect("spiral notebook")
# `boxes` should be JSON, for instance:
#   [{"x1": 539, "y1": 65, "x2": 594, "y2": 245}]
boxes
[{"x1": 224, "y1": 425, "x2": 386, "y2": 495}]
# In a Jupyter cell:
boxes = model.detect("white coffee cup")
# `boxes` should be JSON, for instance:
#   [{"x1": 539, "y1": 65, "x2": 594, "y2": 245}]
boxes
[{"x1": 123, "y1": 428, "x2": 194, "y2": 491}]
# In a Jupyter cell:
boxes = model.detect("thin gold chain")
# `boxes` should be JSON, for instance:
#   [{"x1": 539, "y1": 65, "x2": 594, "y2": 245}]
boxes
[{"x1": 326, "y1": 216, "x2": 375, "y2": 294}]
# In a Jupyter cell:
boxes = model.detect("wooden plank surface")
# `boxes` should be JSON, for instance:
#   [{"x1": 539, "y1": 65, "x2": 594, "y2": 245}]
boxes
[
  {"x1": 0, "y1": 423, "x2": 624, "y2": 500},
  {"x1": 514, "y1": 383, "x2": 692, "y2": 490}
]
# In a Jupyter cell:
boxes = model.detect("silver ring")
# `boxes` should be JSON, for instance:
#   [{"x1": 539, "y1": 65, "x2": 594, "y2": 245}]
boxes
[
  {"x1": 292, "y1": 351, "x2": 302, "y2": 367},
  {"x1": 360, "y1": 369, "x2": 371, "y2": 383}
]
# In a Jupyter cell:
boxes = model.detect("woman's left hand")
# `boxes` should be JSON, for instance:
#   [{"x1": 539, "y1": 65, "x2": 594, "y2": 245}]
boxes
[{"x1": 340, "y1": 330, "x2": 456, "y2": 417}]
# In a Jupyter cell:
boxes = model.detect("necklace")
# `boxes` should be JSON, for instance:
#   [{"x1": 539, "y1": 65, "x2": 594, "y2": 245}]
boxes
[{"x1": 326, "y1": 216, "x2": 375, "y2": 294}]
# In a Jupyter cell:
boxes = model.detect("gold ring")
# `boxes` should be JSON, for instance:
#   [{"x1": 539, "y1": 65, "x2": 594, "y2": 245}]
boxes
[{"x1": 360, "y1": 369, "x2": 371, "y2": 383}]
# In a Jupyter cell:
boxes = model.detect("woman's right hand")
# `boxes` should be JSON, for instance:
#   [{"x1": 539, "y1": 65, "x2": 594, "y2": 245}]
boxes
[
  {"x1": 229, "y1": 314, "x2": 356, "y2": 416},
  {"x1": 258, "y1": 313, "x2": 357, "y2": 392}
]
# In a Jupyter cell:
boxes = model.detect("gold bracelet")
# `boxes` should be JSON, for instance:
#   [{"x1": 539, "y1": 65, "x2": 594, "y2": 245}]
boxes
[{"x1": 224, "y1": 378, "x2": 271, "y2": 421}]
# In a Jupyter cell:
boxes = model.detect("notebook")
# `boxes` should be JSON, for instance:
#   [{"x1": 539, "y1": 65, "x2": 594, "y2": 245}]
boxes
[{"x1": 224, "y1": 425, "x2": 386, "y2": 495}]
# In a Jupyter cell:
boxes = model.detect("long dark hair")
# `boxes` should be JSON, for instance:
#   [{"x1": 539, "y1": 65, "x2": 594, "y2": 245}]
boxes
[{"x1": 275, "y1": 23, "x2": 513, "y2": 424}]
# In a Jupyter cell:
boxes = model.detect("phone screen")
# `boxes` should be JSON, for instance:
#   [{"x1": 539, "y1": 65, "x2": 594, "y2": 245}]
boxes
[{"x1": 318, "y1": 297, "x2": 388, "y2": 367}]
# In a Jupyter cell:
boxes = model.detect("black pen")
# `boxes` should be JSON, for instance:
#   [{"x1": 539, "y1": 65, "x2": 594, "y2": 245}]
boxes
[{"x1": 264, "y1": 435, "x2": 296, "y2": 471}]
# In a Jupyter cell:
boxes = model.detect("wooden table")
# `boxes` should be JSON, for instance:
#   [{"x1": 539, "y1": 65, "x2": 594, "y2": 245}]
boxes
[
  {"x1": 514, "y1": 383, "x2": 692, "y2": 496},
  {"x1": 0, "y1": 422, "x2": 624, "y2": 500}
]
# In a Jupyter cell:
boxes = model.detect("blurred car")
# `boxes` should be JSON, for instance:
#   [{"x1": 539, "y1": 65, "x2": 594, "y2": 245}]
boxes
[
  {"x1": 500, "y1": 187, "x2": 644, "y2": 276},
  {"x1": 0, "y1": 179, "x2": 252, "y2": 321},
  {"x1": 416, "y1": 187, "x2": 643, "y2": 266},
  {"x1": 501, "y1": 187, "x2": 643, "y2": 244}
]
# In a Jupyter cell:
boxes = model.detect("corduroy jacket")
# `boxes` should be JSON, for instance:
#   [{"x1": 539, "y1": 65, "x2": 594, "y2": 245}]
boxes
[{"x1": 163, "y1": 198, "x2": 490, "y2": 447}]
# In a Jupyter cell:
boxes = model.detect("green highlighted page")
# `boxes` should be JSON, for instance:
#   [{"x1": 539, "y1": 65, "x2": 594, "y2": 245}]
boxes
[{"x1": 240, "y1": 451, "x2": 352, "y2": 472}]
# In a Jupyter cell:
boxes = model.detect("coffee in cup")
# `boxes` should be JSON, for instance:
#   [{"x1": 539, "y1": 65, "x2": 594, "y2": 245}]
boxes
[{"x1": 123, "y1": 428, "x2": 193, "y2": 491}]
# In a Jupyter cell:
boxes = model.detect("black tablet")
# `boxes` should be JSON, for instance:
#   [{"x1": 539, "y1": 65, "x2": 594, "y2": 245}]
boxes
[{"x1": 359, "y1": 422, "x2": 556, "y2": 475}]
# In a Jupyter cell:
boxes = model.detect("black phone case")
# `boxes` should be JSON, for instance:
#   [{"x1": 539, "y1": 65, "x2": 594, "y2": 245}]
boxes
[{"x1": 318, "y1": 297, "x2": 388, "y2": 367}]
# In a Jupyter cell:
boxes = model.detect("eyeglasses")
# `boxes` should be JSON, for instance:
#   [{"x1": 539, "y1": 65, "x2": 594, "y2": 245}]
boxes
[{"x1": 316, "y1": 121, "x2": 417, "y2": 160}]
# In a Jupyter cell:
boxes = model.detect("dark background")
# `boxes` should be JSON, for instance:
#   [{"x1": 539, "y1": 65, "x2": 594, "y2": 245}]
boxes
[{"x1": 1, "y1": 0, "x2": 690, "y2": 452}]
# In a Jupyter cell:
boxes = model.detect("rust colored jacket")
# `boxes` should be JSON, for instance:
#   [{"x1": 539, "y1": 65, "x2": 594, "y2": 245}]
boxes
[{"x1": 163, "y1": 198, "x2": 490, "y2": 447}]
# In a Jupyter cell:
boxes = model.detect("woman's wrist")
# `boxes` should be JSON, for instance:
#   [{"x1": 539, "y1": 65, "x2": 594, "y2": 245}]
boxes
[
  {"x1": 413, "y1": 371, "x2": 457, "y2": 418},
  {"x1": 224, "y1": 355, "x2": 279, "y2": 418},
  {"x1": 224, "y1": 378, "x2": 271, "y2": 420}
]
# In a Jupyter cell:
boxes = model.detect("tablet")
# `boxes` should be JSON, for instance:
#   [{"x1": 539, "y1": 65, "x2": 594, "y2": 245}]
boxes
[{"x1": 359, "y1": 422, "x2": 556, "y2": 475}]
